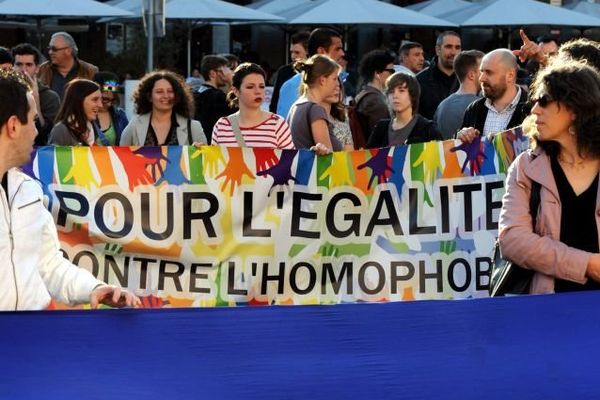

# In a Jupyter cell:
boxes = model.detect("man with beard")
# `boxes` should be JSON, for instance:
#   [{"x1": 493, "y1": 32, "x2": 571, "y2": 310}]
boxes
[
  {"x1": 416, "y1": 31, "x2": 461, "y2": 119},
  {"x1": 456, "y1": 49, "x2": 529, "y2": 142}
]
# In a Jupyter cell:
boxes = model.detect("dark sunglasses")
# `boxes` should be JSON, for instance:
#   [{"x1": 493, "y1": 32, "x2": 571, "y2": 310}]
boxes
[
  {"x1": 382, "y1": 68, "x2": 396, "y2": 74},
  {"x1": 532, "y1": 93, "x2": 555, "y2": 108}
]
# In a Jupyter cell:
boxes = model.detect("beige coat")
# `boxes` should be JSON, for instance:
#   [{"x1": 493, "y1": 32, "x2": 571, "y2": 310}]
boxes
[{"x1": 498, "y1": 146, "x2": 600, "y2": 294}]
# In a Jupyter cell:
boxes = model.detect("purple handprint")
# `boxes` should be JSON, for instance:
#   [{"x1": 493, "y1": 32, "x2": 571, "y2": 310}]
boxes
[
  {"x1": 134, "y1": 146, "x2": 170, "y2": 181},
  {"x1": 256, "y1": 149, "x2": 297, "y2": 195},
  {"x1": 450, "y1": 136, "x2": 486, "y2": 175},
  {"x1": 357, "y1": 148, "x2": 395, "y2": 189}
]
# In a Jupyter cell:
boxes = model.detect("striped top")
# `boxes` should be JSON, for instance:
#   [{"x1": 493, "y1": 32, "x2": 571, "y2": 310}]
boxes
[{"x1": 211, "y1": 113, "x2": 294, "y2": 149}]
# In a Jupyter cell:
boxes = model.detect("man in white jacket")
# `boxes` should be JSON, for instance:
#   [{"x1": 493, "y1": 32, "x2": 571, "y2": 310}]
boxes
[{"x1": 0, "y1": 69, "x2": 140, "y2": 311}]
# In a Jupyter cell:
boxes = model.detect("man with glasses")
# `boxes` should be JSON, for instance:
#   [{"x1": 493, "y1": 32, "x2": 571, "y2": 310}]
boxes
[
  {"x1": 456, "y1": 49, "x2": 530, "y2": 143},
  {"x1": 193, "y1": 55, "x2": 234, "y2": 144},
  {"x1": 38, "y1": 32, "x2": 98, "y2": 99},
  {"x1": 12, "y1": 43, "x2": 60, "y2": 146}
]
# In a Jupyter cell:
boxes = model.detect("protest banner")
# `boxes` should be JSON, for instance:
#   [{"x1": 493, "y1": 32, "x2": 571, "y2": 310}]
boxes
[{"x1": 24, "y1": 127, "x2": 528, "y2": 307}]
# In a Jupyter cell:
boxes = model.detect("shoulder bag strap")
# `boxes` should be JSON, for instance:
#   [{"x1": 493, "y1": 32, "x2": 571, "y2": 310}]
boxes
[{"x1": 228, "y1": 112, "x2": 246, "y2": 147}]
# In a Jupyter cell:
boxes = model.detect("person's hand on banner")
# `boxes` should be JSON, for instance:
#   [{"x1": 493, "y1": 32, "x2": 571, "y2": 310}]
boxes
[
  {"x1": 456, "y1": 127, "x2": 480, "y2": 144},
  {"x1": 216, "y1": 147, "x2": 255, "y2": 196},
  {"x1": 319, "y1": 151, "x2": 352, "y2": 187},
  {"x1": 90, "y1": 284, "x2": 141, "y2": 308},
  {"x1": 63, "y1": 147, "x2": 99, "y2": 189}
]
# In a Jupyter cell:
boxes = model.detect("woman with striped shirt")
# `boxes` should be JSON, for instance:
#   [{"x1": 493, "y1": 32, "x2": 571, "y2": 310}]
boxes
[{"x1": 212, "y1": 63, "x2": 294, "y2": 149}]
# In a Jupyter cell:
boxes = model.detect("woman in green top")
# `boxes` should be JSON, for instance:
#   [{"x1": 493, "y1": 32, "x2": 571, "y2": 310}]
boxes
[{"x1": 92, "y1": 71, "x2": 129, "y2": 145}]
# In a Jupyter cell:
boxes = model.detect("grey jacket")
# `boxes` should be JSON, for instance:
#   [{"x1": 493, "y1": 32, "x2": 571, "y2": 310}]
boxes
[{"x1": 120, "y1": 113, "x2": 207, "y2": 146}]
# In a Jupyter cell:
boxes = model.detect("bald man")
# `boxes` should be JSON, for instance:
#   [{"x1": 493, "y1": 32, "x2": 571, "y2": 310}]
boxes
[{"x1": 456, "y1": 49, "x2": 530, "y2": 141}]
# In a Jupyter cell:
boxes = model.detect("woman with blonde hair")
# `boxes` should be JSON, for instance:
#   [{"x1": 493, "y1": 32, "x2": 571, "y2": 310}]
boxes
[{"x1": 287, "y1": 54, "x2": 344, "y2": 152}]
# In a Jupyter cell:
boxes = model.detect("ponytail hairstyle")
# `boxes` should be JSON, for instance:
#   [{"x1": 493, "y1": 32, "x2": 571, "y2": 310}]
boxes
[
  {"x1": 294, "y1": 54, "x2": 339, "y2": 94},
  {"x1": 226, "y1": 62, "x2": 266, "y2": 108}
]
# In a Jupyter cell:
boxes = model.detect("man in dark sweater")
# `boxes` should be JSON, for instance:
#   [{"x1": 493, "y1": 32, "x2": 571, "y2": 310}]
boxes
[
  {"x1": 416, "y1": 31, "x2": 461, "y2": 120},
  {"x1": 457, "y1": 49, "x2": 530, "y2": 143},
  {"x1": 193, "y1": 55, "x2": 234, "y2": 144},
  {"x1": 269, "y1": 31, "x2": 309, "y2": 113}
]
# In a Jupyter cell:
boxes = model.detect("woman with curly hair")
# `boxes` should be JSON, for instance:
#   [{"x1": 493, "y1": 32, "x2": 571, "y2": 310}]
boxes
[
  {"x1": 499, "y1": 59, "x2": 600, "y2": 294},
  {"x1": 49, "y1": 79, "x2": 103, "y2": 146},
  {"x1": 120, "y1": 70, "x2": 206, "y2": 146}
]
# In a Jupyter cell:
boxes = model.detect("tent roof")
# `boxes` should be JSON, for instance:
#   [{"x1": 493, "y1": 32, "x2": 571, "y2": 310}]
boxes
[
  {"x1": 406, "y1": 0, "x2": 473, "y2": 17},
  {"x1": 0, "y1": 0, "x2": 133, "y2": 17},
  {"x1": 439, "y1": 0, "x2": 600, "y2": 27},
  {"x1": 288, "y1": 0, "x2": 456, "y2": 26}
]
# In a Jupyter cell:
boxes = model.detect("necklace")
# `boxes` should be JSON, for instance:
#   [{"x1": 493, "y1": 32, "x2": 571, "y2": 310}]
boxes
[{"x1": 558, "y1": 154, "x2": 586, "y2": 169}]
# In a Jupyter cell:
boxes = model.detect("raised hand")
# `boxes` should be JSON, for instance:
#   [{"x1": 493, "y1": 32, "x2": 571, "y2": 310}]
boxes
[
  {"x1": 63, "y1": 147, "x2": 99, "y2": 190},
  {"x1": 357, "y1": 148, "x2": 395, "y2": 189},
  {"x1": 319, "y1": 151, "x2": 352, "y2": 187},
  {"x1": 216, "y1": 147, "x2": 255, "y2": 196},
  {"x1": 512, "y1": 29, "x2": 547, "y2": 65}
]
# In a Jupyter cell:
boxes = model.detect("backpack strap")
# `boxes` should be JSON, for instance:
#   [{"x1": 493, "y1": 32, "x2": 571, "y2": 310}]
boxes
[{"x1": 228, "y1": 112, "x2": 246, "y2": 147}]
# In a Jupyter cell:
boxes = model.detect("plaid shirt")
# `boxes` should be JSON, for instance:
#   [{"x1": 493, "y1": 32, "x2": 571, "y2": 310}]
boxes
[{"x1": 482, "y1": 86, "x2": 522, "y2": 137}]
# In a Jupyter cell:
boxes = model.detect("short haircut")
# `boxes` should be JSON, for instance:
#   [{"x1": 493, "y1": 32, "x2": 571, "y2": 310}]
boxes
[
  {"x1": 0, "y1": 47, "x2": 13, "y2": 65},
  {"x1": 385, "y1": 72, "x2": 421, "y2": 115},
  {"x1": 226, "y1": 62, "x2": 266, "y2": 108},
  {"x1": 530, "y1": 60, "x2": 600, "y2": 158},
  {"x1": 0, "y1": 69, "x2": 30, "y2": 129},
  {"x1": 220, "y1": 53, "x2": 240, "y2": 69},
  {"x1": 51, "y1": 32, "x2": 78, "y2": 55},
  {"x1": 537, "y1": 35, "x2": 559, "y2": 46},
  {"x1": 200, "y1": 55, "x2": 229, "y2": 81},
  {"x1": 307, "y1": 28, "x2": 342, "y2": 57},
  {"x1": 291, "y1": 31, "x2": 310, "y2": 50},
  {"x1": 453, "y1": 50, "x2": 484, "y2": 82},
  {"x1": 358, "y1": 49, "x2": 395, "y2": 83},
  {"x1": 559, "y1": 38, "x2": 600, "y2": 71},
  {"x1": 399, "y1": 41, "x2": 422, "y2": 57},
  {"x1": 133, "y1": 70, "x2": 194, "y2": 118},
  {"x1": 436, "y1": 31, "x2": 460, "y2": 47},
  {"x1": 11, "y1": 43, "x2": 43, "y2": 65}
]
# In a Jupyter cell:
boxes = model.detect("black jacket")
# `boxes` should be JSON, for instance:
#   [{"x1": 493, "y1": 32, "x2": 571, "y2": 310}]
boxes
[
  {"x1": 460, "y1": 88, "x2": 530, "y2": 134},
  {"x1": 416, "y1": 57, "x2": 459, "y2": 120},
  {"x1": 367, "y1": 115, "x2": 442, "y2": 148},
  {"x1": 193, "y1": 83, "x2": 233, "y2": 144},
  {"x1": 269, "y1": 64, "x2": 296, "y2": 113}
]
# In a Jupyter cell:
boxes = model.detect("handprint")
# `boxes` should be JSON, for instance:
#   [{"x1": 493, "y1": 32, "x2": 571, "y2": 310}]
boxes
[
  {"x1": 442, "y1": 140, "x2": 462, "y2": 178},
  {"x1": 450, "y1": 136, "x2": 486, "y2": 176},
  {"x1": 253, "y1": 148, "x2": 279, "y2": 173},
  {"x1": 139, "y1": 294, "x2": 168, "y2": 308},
  {"x1": 439, "y1": 240, "x2": 457, "y2": 255},
  {"x1": 256, "y1": 149, "x2": 297, "y2": 194},
  {"x1": 63, "y1": 147, "x2": 99, "y2": 189},
  {"x1": 412, "y1": 141, "x2": 443, "y2": 184},
  {"x1": 192, "y1": 145, "x2": 226, "y2": 178},
  {"x1": 319, "y1": 151, "x2": 352, "y2": 187},
  {"x1": 112, "y1": 146, "x2": 156, "y2": 190},
  {"x1": 215, "y1": 147, "x2": 255, "y2": 196},
  {"x1": 91, "y1": 146, "x2": 117, "y2": 186},
  {"x1": 357, "y1": 147, "x2": 395, "y2": 189},
  {"x1": 155, "y1": 146, "x2": 190, "y2": 185},
  {"x1": 133, "y1": 146, "x2": 169, "y2": 181}
]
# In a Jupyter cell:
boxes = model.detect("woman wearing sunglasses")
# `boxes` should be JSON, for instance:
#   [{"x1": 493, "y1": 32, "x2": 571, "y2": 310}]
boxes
[
  {"x1": 92, "y1": 71, "x2": 128, "y2": 145},
  {"x1": 499, "y1": 60, "x2": 600, "y2": 294}
]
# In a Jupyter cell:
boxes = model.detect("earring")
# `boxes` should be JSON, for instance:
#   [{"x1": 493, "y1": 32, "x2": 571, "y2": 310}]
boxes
[{"x1": 569, "y1": 126, "x2": 576, "y2": 135}]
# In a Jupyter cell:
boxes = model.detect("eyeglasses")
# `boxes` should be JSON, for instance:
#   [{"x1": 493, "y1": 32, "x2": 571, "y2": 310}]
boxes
[
  {"x1": 382, "y1": 68, "x2": 396, "y2": 74},
  {"x1": 101, "y1": 97, "x2": 114, "y2": 104},
  {"x1": 47, "y1": 46, "x2": 70, "y2": 53},
  {"x1": 532, "y1": 93, "x2": 555, "y2": 108}
]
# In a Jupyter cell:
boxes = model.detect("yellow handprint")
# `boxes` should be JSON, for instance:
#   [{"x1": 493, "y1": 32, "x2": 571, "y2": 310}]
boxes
[
  {"x1": 191, "y1": 145, "x2": 226, "y2": 178},
  {"x1": 412, "y1": 141, "x2": 443, "y2": 184},
  {"x1": 318, "y1": 151, "x2": 352, "y2": 187},
  {"x1": 63, "y1": 147, "x2": 99, "y2": 189}
]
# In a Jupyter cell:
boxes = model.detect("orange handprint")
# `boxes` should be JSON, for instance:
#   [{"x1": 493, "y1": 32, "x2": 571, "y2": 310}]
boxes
[
  {"x1": 112, "y1": 146, "x2": 157, "y2": 191},
  {"x1": 216, "y1": 147, "x2": 255, "y2": 196}
]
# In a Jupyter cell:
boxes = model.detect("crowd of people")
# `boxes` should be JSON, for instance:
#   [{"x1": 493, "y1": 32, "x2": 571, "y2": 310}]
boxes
[{"x1": 3, "y1": 24, "x2": 600, "y2": 311}]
